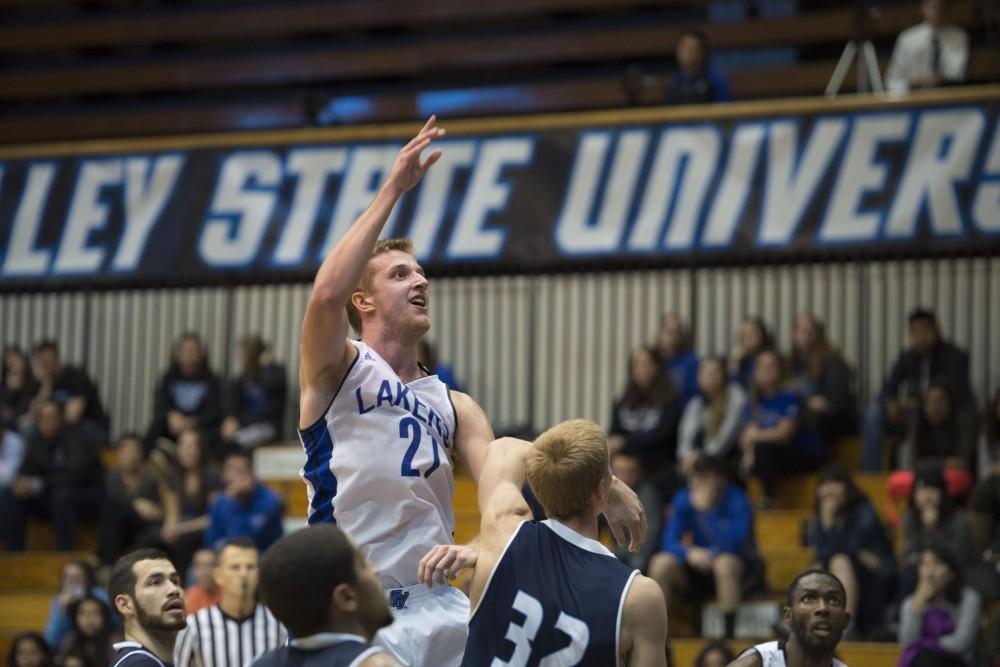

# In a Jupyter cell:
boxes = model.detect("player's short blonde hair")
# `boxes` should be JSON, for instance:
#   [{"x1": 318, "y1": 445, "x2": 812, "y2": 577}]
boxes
[
  {"x1": 526, "y1": 419, "x2": 610, "y2": 520},
  {"x1": 346, "y1": 238, "x2": 416, "y2": 333}
]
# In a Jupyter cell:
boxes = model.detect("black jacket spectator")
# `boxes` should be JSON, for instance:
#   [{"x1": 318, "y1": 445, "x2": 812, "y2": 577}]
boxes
[
  {"x1": 879, "y1": 340, "x2": 971, "y2": 406},
  {"x1": 222, "y1": 337, "x2": 287, "y2": 450},
  {"x1": 1, "y1": 347, "x2": 38, "y2": 432},
  {"x1": 810, "y1": 465, "x2": 895, "y2": 637},
  {"x1": 791, "y1": 314, "x2": 857, "y2": 444},
  {"x1": 609, "y1": 347, "x2": 681, "y2": 482},
  {"x1": 146, "y1": 333, "x2": 223, "y2": 453},
  {"x1": 0, "y1": 401, "x2": 103, "y2": 550},
  {"x1": 909, "y1": 384, "x2": 977, "y2": 470},
  {"x1": 31, "y1": 341, "x2": 107, "y2": 440},
  {"x1": 97, "y1": 435, "x2": 163, "y2": 565}
]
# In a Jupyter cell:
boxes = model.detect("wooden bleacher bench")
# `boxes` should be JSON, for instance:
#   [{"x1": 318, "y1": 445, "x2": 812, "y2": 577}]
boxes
[
  {"x1": 670, "y1": 639, "x2": 902, "y2": 666},
  {"x1": 0, "y1": 552, "x2": 93, "y2": 592}
]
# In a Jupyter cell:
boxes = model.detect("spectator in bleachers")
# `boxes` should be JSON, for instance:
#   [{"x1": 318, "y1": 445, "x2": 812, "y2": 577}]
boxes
[
  {"x1": 1, "y1": 346, "x2": 38, "y2": 432},
  {"x1": 648, "y1": 454, "x2": 763, "y2": 640},
  {"x1": 0, "y1": 425, "x2": 25, "y2": 546},
  {"x1": 55, "y1": 596, "x2": 121, "y2": 667},
  {"x1": 665, "y1": 29, "x2": 731, "y2": 105},
  {"x1": 183, "y1": 548, "x2": 220, "y2": 615},
  {"x1": 609, "y1": 346, "x2": 682, "y2": 497},
  {"x1": 31, "y1": 341, "x2": 108, "y2": 444},
  {"x1": 6, "y1": 633, "x2": 54, "y2": 667},
  {"x1": 739, "y1": 350, "x2": 822, "y2": 508},
  {"x1": 204, "y1": 450, "x2": 283, "y2": 552},
  {"x1": 693, "y1": 640, "x2": 733, "y2": 667},
  {"x1": 886, "y1": 0, "x2": 968, "y2": 94},
  {"x1": 146, "y1": 333, "x2": 223, "y2": 457},
  {"x1": 901, "y1": 467, "x2": 994, "y2": 600},
  {"x1": 97, "y1": 434, "x2": 164, "y2": 567},
  {"x1": 655, "y1": 314, "x2": 700, "y2": 406},
  {"x1": 159, "y1": 429, "x2": 222, "y2": 575},
  {"x1": 790, "y1": 313, "x2": 857, "y2": 449},
  {"x1": 898, "y1": 544, "x2": 980, "y2": 667},
  {"x1": 418, "y1": 339, "x2": 463, "y2": 392},
  {"x1": 44, "y1": 561, "x2": 112, "y2": 649},
  {"x1": 809, "y1": 464, "x2": 896, "y2": 640},
  {"x1": 610, "y1": 451, "x2": 664, "y2": 572},
  {"x1": 677, "y1": 356, "x2": 746, "y2": 475},
  {"x1": 1, "y1": 401, "x2": 104, "y2": 551},
  {"x1": 862, "y1": 308, "x2": 973, "y2": 471},
  {"x1": 903, "y1": 383, "x2": 977, "y2": 473},
  {"x1": 220, "y1": 336, "x2": 287, "y2": 452},
  {"x1": 971, "y1": 390, "x2": 1000, "y2": 595},
  {"x1": 728, "y1": 316, "x2": 772, "y2": 389}
]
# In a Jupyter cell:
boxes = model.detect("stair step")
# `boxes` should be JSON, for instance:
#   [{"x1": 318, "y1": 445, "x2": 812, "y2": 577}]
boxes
[
  {"x1": 0, "y1": 592, "x2": 53, "y2": 630},
  {"x1": 761, "y1": 548, "x2": 815, "y2": 592},
  {"x1": 748, "y1": 473, "x2": 892, "y2": 517},
  {"x1": 754, "y1": 510, "x2": 809, "y2": 550},
  {"x1": 0, "y1": 552, "x2": 92, "y2": 593}
]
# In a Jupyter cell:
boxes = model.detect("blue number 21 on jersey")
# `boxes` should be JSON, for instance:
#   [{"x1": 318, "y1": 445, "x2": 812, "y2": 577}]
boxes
[{"x1": 399, "y1": 417, "x2": 442, "y2": 478}]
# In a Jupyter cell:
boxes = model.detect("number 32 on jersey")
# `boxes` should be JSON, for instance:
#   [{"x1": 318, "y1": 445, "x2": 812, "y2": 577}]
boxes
[{"x1": 493, "y1": 590, "x2": 590, "y2": 667}]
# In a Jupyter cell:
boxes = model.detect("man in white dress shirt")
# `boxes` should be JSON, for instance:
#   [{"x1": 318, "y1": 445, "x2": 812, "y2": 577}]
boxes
[{"x1": 886, "y1": 0, "x2": 968, "y2": 93}]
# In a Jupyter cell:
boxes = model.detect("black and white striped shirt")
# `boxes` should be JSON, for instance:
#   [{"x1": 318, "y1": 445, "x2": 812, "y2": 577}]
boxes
[{"x1": 174, "y1": 604, "x2": 287, "y2": 667}]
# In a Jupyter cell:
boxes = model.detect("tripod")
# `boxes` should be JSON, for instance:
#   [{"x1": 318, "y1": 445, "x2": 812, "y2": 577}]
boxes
[{"x1": 826, "y1": 4, "x2": 884, "y2": 97}]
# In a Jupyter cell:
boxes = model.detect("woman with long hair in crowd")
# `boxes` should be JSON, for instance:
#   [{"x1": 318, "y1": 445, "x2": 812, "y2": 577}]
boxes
[
  {"x1": 677, "y1": 356, "x2": 746, "y2": 476},
  {"x1": 55, "y1": 596, "x2": 121, "y2": 667},
  {"x1": 728, "y1": 316, "x2": 772, "y2": 389},
  {"x1": 6, "y1": 633, "x2": 53, "y2": 667},
  {"x1": 790, "y1": 313, "x2": 856, "y2": 448},
  {"x1": 810, "y1": 464, "x2": 896, "y2": 639},
  {"x1": 0, "y1": 346, "x2": 38, "y2": 432}
]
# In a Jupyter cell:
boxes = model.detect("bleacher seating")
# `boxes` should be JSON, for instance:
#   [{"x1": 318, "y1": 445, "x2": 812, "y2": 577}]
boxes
[{"x1": 0, "y1": 0, "x2": 992, "y2": 144}]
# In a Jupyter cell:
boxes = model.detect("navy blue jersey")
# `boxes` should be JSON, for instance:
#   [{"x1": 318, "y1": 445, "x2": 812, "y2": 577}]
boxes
[
  {"x1": 109, "y1": 642, "x2": 172, "y2": 667},
  {"x1": 462, "y1": 520, "x2": 638, "y2": 667},
  {"x1": 251, "y1": 634, "x2": 383, "y2": 667}
]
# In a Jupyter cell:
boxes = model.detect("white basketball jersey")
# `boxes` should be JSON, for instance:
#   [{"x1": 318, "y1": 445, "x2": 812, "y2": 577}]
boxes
[
  {"x1": 741, "y1": 641, "x2": 847, "y2": 667},
  {"x1": 298, "y1": 340, "x2": 457, "y2": 588}
]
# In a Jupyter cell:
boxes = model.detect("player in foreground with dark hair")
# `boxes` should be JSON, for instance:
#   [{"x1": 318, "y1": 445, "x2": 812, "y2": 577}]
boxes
[
  {"x1": 251, "y1": 524, "x2": 400, "y2": 667},
  {"x1": 728, "y1": 569, "x2": 851, "y2": 667},
  {"x1": 107, "y1": 549, "x2": 185, "y2": 667}
]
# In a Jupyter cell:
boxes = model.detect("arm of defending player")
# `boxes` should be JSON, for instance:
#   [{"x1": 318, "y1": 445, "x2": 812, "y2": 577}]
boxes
[
  {"x1": 299, "y1": 117, "x2": 445, "y2": 425},
  {"x1": 621, "y1": 576, "x2": 667, "y2": 667},
  {"x1": 417, "y1": 435, "x2": 528, "y2": 587}
]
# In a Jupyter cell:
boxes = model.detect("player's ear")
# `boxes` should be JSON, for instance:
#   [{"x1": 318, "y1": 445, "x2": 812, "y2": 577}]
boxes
[
  {"x1": 351, "y1": 291, "x2": 374, "y2": 316},
  {"x1": 114, "y1": 593, "x2": 133, "y2": 618},
  {"x1": 781, "y1": 605, "x2": 792, "y2": 627},
  {"x1": 332, "y1": 582, "x2": 359, "y2": 613}
]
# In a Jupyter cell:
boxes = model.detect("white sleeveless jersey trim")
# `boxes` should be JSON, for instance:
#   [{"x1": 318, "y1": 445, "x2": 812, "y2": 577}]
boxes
[
  {"x1": 615, "y1": 570, "x2": 640, "y2": 667},
  {"x1": 298, "y1": 340, "x2": 458, "y2": 589},
  {"x1": 741, "y1": 641, "x2": 848, "y2": 667}
]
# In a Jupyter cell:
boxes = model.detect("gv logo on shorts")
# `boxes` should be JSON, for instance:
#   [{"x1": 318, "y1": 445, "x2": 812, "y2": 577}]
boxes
[{"x1": 389, "y1": 589, "x2": 409, "y2": 610}]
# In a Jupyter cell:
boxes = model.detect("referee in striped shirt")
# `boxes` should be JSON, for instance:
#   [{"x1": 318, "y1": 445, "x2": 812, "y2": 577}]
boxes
[{"x1": 174, "y1": 538, "x2": 286, "y2": 667}]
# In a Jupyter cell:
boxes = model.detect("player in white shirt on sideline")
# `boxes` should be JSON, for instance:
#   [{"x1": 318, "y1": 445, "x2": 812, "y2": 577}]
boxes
[{"x1": 297, "y1": 115, "x2": 646, "y2": 667}]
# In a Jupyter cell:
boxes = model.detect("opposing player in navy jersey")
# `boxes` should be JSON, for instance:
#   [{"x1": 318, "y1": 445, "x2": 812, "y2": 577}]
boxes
[
  {"x1": 297, "y1": 116, "x2": 646, "y2": 666},
  {"x1": 107, "y1": 549, "x2": 186, "y2": 667},
  {"x1": 253, "y1": 525, "x2": 400, "y2": 667},
  {"x1": 440, "y1": 420, "x2": 667, "y2": 666},
  {"x1": 728, "y1": 570, "x2": 850, "y2": 667}
]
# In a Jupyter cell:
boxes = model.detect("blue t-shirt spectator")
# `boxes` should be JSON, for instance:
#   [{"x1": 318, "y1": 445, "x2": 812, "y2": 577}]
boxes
[
  {"x1": 666, "y1": 350, "x2": 700, "y2": 407},
  {"x1": 744, "y1": 391, "x2": 821, "y2": 459},
  {"x1": 204, "y1": 482, "x2": 283, "y2": 552},
  {"x1": 661, "y1": 484, "x2": 755, "y2": 560}
]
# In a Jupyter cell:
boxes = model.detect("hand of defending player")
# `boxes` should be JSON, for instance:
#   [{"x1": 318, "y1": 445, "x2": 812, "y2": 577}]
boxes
[
  {"x1": 383, "y1": 115, "x2": 445, "y2": 198},
  {"x1": 604, "y1": 475, "x2": 647, "y2": 553},
  {"x1": 417, "y1": 543, "x2": 479, "y2": 587}
]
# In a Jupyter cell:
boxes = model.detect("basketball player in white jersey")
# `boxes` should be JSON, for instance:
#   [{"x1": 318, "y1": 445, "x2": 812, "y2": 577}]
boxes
[
  {"x1": 297, "y1": 116, "x2": 646, "y2": 667},
  {"x1": 728, "y1": 570, "x2": 850, "y2": 667}
]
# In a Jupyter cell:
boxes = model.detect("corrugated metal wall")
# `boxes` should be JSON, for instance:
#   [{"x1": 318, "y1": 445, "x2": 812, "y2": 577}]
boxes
[{"x1": 1, "y1": 258, "x2": 997, "y2": 439}]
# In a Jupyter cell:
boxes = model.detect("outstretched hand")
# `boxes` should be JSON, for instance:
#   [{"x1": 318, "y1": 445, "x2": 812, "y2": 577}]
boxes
[
  {"x1": 385, "y1": 115, "x2": 445, "y2": 197},
  {"x1": 417, "y1": 543, "x2": 479, "y2": 587},
  {"x1": 604, "y1": 476, "x2": 647, "y2": 553}
]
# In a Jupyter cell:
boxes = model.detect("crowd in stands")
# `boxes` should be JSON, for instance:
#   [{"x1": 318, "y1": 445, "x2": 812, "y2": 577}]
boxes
[
  {"x1": 605, "y1": 306, "x2": 998, "y2": 665},
  {"x1": 3, "y1": 301, "x2": 1000, "y2": 665},
  {"x1": 0, "y1": 334, "x2": 288, "y2": 577}
]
